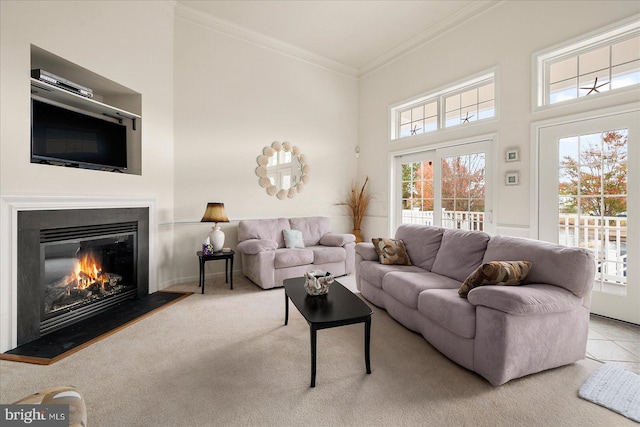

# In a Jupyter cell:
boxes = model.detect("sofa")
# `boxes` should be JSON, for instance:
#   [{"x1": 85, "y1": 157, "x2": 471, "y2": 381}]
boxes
[
  {"x1": 355, "y1": 224, "x2": 595, "y2": 386},
  {"x1": 237, "y1": 217, "x2": 355, "y2": 289}
]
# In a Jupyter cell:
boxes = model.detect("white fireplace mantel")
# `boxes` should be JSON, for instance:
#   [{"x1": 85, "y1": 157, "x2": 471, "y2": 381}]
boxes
[{"x1": 0, "y1": 194, "x2": 158, "y2": 353}]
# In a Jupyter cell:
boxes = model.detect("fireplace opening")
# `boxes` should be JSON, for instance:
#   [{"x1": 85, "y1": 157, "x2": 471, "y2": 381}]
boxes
[
  {"x1": 40, "y1": 223, "x2": 138, "y2": 335},
  {"x1": 16, "y1": 208, "x2": 149, "y2": 347}
]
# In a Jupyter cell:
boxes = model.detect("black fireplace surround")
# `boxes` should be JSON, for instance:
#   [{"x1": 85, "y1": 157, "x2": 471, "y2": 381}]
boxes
[{"x1": 17, "y1": 208, "x2": 149, "y2": 346}]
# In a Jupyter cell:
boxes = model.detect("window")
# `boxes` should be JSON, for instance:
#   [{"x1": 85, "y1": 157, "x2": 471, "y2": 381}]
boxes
[
  {"x1": 401, "y1": 160, "x2": 434, "y2": 224},
  {"x1": 399, "y1": 102, "x2": 438, "y2": 138},
  {"x1": 444, "y1": 82, "x2": 495, "y2": 128},
  {"x1": 535, "y1": 19, "x2": 640, "y2": 108},
  {"x1": 558, "y1": 129, "x2": 628, "y2": 288},
  {"x1": 391, "y1": 71, "x2": 496, "y2": 140},
  {"x1": 394, "y1": 138, "x2": 494, "y2": 234},
  {"x1": 440, "y1": 153, "x2": 486, "y2": 230}
]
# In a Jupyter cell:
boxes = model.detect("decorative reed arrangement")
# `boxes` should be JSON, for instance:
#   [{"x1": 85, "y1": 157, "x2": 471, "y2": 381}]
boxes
[{"x1": 336, "y1": 176, "x2": 372, "y2": 242}]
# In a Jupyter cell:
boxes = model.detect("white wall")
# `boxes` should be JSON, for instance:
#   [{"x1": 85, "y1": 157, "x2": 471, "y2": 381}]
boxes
[
  {"x1": 170, "y1": 11, "x2": 359, "y2": 284},
  {"x1": 0, "y1": 0, "x2": 175, "y2": 351},
  {"x1": 0, "y1": 0, "x2": 359, "y2": 311},
  {"x1": 0, "y1": 0, "x2": 175, "y2": 211},
  {"x1": 357, "y1": 0, "x2": 640, "y2": 240}
]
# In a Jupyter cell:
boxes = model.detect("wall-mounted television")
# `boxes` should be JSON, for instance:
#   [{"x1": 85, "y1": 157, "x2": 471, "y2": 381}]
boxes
[{"x1": 31, "y1": 99, "x2": 127, "y2": 171}]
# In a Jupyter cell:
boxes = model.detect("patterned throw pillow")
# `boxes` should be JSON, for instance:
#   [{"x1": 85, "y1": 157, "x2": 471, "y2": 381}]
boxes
[
  {"x1": 458, "y1": 260, "x2": 532, "y2": 298},
  {"x1": 372, "y1": 238, "x2": 412, "y2": 265}
]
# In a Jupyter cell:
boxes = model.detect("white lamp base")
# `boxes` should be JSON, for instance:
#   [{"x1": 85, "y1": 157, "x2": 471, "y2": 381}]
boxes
[{"x1": 209, "y1": 226, "x2": 225, "y2": 252}]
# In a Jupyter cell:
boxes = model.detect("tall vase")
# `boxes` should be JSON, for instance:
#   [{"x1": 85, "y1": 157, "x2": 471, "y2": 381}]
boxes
[
  {"x1": 209, "y1": 226, "x2": 225, "y2": 252},
  {"x1": 353, "y1": 229, "x2": 363, "y2": 243}
]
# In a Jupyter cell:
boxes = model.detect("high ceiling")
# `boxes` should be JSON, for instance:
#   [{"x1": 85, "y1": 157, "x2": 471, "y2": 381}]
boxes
[{"x1": 176, "y1": 1, "x2": 497, "y2": 76}]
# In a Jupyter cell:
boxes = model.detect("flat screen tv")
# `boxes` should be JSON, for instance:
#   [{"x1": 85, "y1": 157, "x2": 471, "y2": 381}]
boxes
[{"x1": 31, "y1": 99, "x2": 127, "y2": 171}]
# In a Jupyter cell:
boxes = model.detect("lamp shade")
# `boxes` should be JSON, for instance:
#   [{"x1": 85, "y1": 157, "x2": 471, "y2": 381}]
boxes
[{"x1": 200, "y1": 202, "x2": 229, "y2": 224}]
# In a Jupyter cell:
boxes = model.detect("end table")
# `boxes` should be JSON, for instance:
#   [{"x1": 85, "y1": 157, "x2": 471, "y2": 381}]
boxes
[{"x1": 197, "y1": 250, "x2": 234, "y2": 294}]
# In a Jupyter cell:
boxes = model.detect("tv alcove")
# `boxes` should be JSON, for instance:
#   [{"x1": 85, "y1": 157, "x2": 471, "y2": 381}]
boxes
[{"x1": 30, "y1": 45, "x2": 142, "y2": 175}]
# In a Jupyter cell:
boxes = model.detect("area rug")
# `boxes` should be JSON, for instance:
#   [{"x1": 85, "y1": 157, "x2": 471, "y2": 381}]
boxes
[
  {"x1": 0, "y1": 290, "x2": 191, "y2": 365},
  {"x1": 579, "y1": 363, "x2": 640, "y2": 422}
]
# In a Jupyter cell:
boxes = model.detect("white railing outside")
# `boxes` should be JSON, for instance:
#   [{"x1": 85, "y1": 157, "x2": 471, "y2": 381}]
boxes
[
  {"x1": 558, "y1": 214, "x2": 627, "y2": 286},
  {"x1": 401, "y1": 210, "x2": 627, "y2": 286},
  {"x1": 402, "y1": 209, "x2": 484, "y2": 231}
]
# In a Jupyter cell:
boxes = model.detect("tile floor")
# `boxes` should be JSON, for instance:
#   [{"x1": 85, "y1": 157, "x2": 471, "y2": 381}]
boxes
[{"x1": 587, "y1": 314, "x2": 640, "y2": 374}]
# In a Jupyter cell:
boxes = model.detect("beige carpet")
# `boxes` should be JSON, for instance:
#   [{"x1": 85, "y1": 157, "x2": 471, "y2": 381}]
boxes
[{"x1": 0, "y1": 275, "x2": 634, "y2": 426}]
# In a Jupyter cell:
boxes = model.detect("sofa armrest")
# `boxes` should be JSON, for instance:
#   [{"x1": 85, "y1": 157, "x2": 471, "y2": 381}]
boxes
[
  {"x1": 355, "y1": 242, "x2": 378, "y2": 261},
  {"x1": 466, "y1": 284, "x2": 583, "y2": 315},
  {"x1": 319, "y1": 232, "x2": 355, "y2": 247},
  {"x1": 237, "y1": 239, "x2": 278, "y2": 255}
]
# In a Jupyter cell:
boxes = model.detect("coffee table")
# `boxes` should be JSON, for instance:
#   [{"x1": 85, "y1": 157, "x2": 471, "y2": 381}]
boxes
[{"x1": 283, "y1": 277, "x2": 372, "y2": 387}]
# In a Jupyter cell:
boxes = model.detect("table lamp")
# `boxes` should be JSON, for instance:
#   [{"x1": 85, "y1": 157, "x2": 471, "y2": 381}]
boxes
[{"x1": 200, "y1": 202, "x2": 230, "y2": 252}]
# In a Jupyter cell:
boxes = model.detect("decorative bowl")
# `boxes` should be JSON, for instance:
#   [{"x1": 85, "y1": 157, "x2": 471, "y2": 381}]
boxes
[{"x1": 304, "y1": 270, "x2": 334, "y2": 296}]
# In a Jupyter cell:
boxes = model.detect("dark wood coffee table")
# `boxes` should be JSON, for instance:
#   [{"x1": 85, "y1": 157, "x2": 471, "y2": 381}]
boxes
[{"x1": 283, "y1": 277, "x2": 372, "y2": 387}]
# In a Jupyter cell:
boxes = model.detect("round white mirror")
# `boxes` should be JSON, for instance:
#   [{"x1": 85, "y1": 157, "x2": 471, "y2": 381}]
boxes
[{"x1": 256, "y1": 141, "x2": 309, "y2": 199}]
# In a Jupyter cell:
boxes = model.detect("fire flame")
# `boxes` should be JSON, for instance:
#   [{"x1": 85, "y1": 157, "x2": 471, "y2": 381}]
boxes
[{"x1": 73, "y1": 252, "x2": 102, "y2": 290}]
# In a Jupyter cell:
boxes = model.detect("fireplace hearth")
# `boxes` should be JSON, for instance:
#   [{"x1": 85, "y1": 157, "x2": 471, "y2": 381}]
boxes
[{"x1": 16, "y1": 208, "x2": 149, "y2": 346}]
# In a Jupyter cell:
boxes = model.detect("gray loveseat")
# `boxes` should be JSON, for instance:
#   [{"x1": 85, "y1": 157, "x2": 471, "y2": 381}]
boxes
[
  {"x1": 355, "y1": 224, "x2": 595, "y2": 386},
  {"x1": 237, "y1": 217, "x2": 355, "y2": 289}
]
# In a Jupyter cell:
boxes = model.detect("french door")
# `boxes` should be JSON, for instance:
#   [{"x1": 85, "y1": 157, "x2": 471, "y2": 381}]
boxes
[
  {"x1": 538, "y1": 109, "x2": 640, "y2": 324},
  {"x1": 394, "y1": 139, "x2": 494, "y2": 234}
]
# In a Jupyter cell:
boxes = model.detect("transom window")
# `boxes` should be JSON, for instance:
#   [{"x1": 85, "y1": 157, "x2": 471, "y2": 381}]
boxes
[
  {"x1": 444, "y1": 82, "x2": 495, "y2": 128},
  {"x1": 536, "y1": 19, "x2": 640, "y2": 107},
  {"x1": 391, "y1": 71, "x2": 496, "y2": 140}
]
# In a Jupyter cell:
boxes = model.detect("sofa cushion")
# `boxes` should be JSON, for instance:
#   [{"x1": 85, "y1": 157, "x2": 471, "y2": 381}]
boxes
[
  {"x1": 283, "y1": 229, "x2": 305, "y2": 248},
  {"x1": 467, "y1": 284, "x2": 583, "y2": 315},
  {"x1": 274, "y1": 248, "x2": 314, "y2": 269},
  {"x1": 458, "y1": 261, "x2": 532, "y2": 298},
  {"x1": 290, "y1": 217, "x2": 332, "y2": 246},
  {"x1": 431, "y1": 228, "x2": 490, "y2": 282},
  {"x1": 483, "y1": 234, "x2": 595, "y2": 299},
  {"x1": 372, "y1": 238, "x2": 412, "y2": 265},
  {"x1": 309, "y1": 246, "x2": 345, "y2": 264},
  {"x1": 319, "y1": 233, "x2": 355, "y2": 247},
  {"x1": 418, "y1": 289, "x2": 477, "y2": 339},
  {"x1": 382, "y1": 271, "x2": 461, "y2": 309},
  {"x1": 395, "y1": 224, "x2": 444, "y2": 271},
  {"x1": 358, "y1": 261, "x2": 424, "y2": 289},
  {"x1": 238, "y1": 218, "x2": 290, "y2": 248}
]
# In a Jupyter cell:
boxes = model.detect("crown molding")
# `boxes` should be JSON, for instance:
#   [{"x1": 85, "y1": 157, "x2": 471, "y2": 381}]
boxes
[
  {"x1": 173, "y1": 1, "x2": 503, "y2": 80},
  {"x1": 358, "y1": 0, "x2": 504, "y2": 78},
  {"x1": 174, "y1": 3, "x2": 359, "y2": 79}
]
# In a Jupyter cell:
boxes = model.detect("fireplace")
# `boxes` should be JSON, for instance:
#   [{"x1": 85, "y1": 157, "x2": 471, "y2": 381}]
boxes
[
  {"x1": 17, "y1": 208, "x2": 149, "y2": 346},
  {"x1": 41, "y1": 222, "x2": 138, "y2": 335}
]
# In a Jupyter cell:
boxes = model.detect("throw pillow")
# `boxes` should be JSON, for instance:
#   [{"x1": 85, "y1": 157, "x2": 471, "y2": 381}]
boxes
[
  {"x1": 283, "y1": 229, "x2": 305, "y2": 249},
  {"x1": 372, "y1": 238, "x2": 412, "y2": 265},
  {"x1": 458, "y1": 260, "x2": 532, "y2": 298}
]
